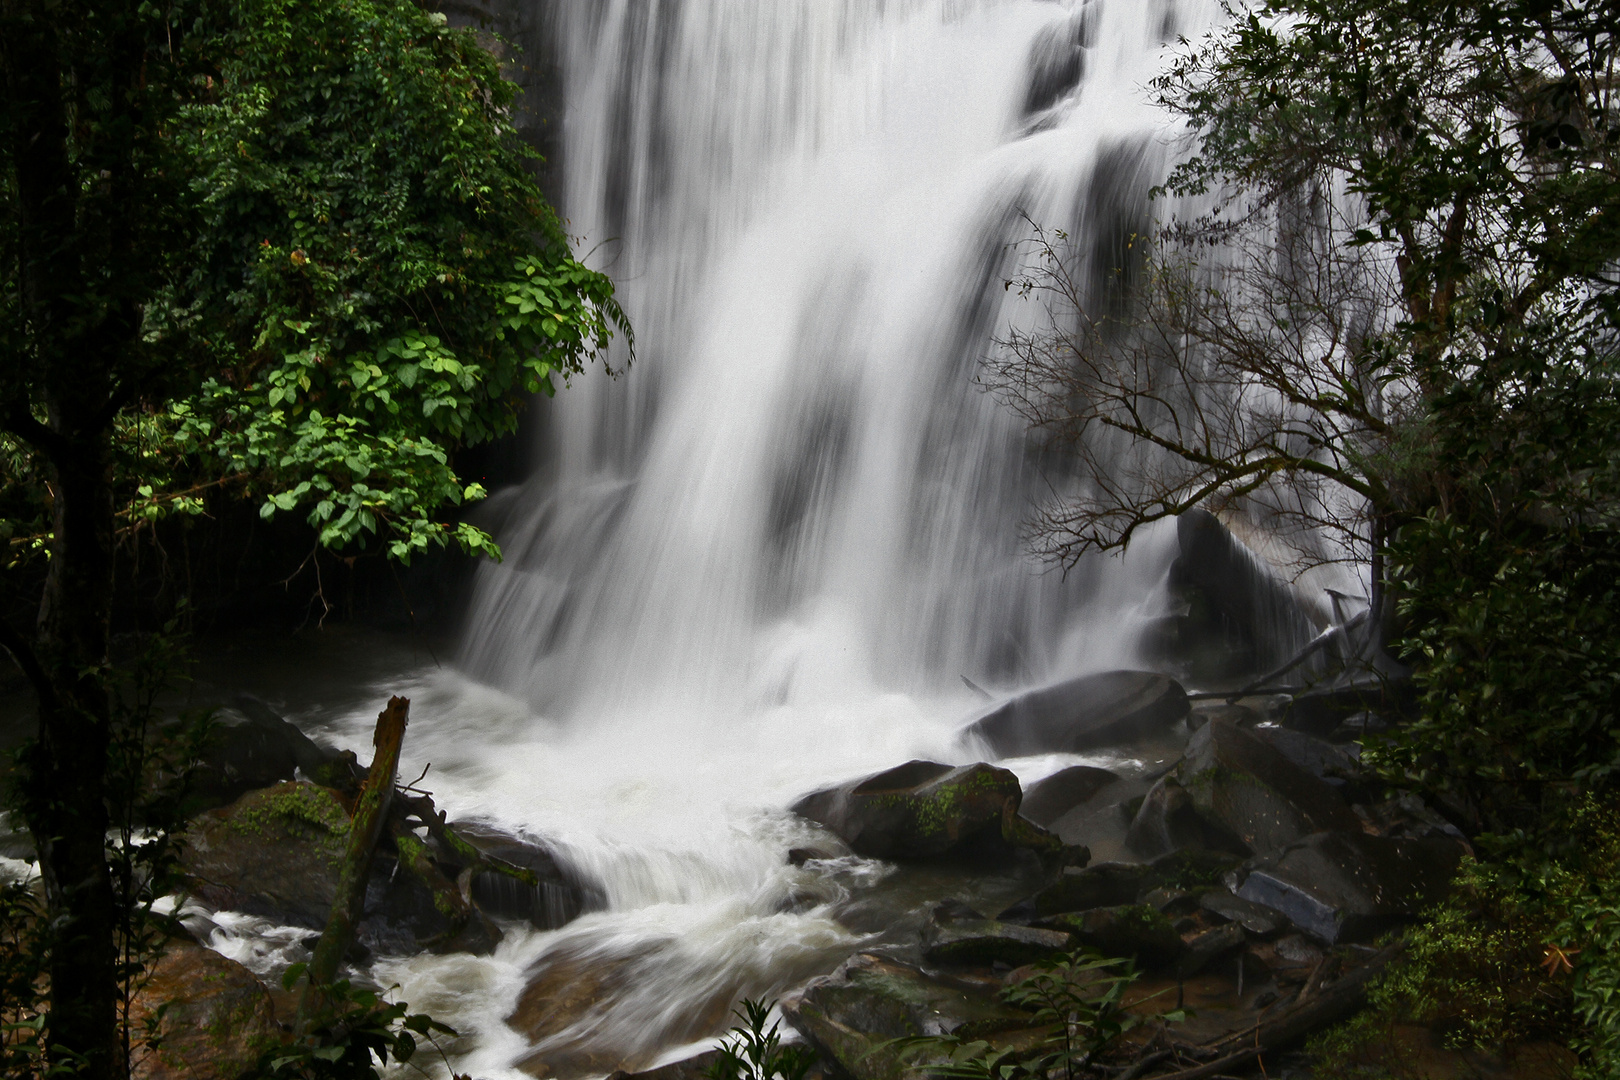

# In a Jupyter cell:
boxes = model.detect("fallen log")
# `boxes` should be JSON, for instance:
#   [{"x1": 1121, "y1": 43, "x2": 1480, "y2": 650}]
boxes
[{"x1": 300, "y1": 695, "x2": 409, "y2": 1022}]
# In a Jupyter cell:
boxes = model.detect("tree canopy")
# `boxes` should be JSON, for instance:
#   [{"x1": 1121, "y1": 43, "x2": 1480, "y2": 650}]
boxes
[{"x1": 1, "y1": 0, "x2": 627, "y2": 1072}]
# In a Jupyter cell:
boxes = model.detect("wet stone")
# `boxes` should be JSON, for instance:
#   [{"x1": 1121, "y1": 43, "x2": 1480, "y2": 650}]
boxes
[
  {"x1": 1038, "y1": 904, "x2": 1185, "y2": 969},
  {"x1": 791, "y1": 760, "x2": 1058, "y2": 862},
  {"x1": 962, "y1": 671, "x2": 1189, "y2": 759},
  {"x1": 129, "y1": 941, "x2": 278, "y2": 1080},
  {"x1": 1199, "y1": 890, "x2": 1288, "y2": 937},
  {"x1": 1174, "y1": 718, "x2": 1361, "y2": 855},
  {"x1": 921, "y1": 917, "x2": 1073, "y2": 968},
  {"x1": 1234, "y1": 830, "x2": 1465, "y2": 945},
  {"x1": 1018, "y1": 765, "x2": 1120, "y2": 827}
]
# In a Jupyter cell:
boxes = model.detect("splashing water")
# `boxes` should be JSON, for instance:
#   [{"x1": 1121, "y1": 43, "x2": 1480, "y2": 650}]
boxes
[{"x1": 305, "y1": 2, "x2": 1227, "y2": 1075}]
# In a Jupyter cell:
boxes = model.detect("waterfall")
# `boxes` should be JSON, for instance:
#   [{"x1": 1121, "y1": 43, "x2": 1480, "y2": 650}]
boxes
[
  {"x1": 324, "y1": 2, "x2": 1236, "y2": 1076},
  {"x1": 456, "y1": 0, "x2": 1213, "y2": 716}
]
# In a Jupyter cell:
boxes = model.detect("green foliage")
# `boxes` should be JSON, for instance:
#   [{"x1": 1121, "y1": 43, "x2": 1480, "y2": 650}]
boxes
[
  {"x1": 705, "y1": 999, "x2": 816, "y2": 1080},
  {"x1": 889, "y1": 950, "x2": 1181, "y2": 1080},
  {"x1": 260, "y1": 966, "x2": 462, "y2": 1080},
  {"x1": 154, "y1": 0, "x2": 629, "y2": 564}
]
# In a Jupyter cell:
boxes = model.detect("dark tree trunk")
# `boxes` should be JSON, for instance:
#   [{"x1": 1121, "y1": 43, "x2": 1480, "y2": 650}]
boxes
[
  {"x1": 25, "y1": 427, "x2": 122, "y2": 1080},
  {"x1": 2, "y1": 1, "x2": 134, "y2": 1073}
]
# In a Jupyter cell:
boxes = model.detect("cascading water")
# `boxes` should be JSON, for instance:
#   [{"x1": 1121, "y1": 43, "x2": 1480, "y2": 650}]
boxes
[{"x1": 303, "y1": 2, "x2": 1238, "y2": 1076}]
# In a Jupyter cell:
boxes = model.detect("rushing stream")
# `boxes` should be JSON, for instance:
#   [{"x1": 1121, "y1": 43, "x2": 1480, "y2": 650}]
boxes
[{"x1": 213, "y1": 2, "x2": 1236, "y2": 1076}]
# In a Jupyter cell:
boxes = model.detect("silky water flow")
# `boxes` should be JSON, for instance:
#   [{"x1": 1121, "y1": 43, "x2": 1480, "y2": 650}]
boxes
[{"x1": 206, "y1": 2, "x2": 1244, "y2": 1076}]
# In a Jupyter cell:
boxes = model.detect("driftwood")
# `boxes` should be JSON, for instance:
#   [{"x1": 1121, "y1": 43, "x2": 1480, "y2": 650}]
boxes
[{"x1": 300, "y1": 695, "x2": 409, "y2": 1021}]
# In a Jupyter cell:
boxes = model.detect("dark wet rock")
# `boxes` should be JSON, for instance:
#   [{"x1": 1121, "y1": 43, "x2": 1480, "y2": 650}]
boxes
[
  {"x1": 179, "y1": 781, "x2": 500, "y2": 956},
  {"x1": 1145, "y1": 509, "x2": 1317, "y2": 684},
  {"x1": 1141, "y1": 887, "x2": 1198, "y2": 915},
  {"x1": 1253, "y1": 727, "x2": 1362, "y2": 789},
  {"x1": 1125, "y1": 776, "x2": 1237, "y2": 858},
  {"x1": 1147, "y1": 846, "x2": 1245, "y2": 893},
  {"x1": 1199, "y1": 890, "x2": 1288, "y2": 937},
  {"x1": 178, "y1": 695, "x2": 357, "y2": 816},
  {"x1": 1173, "y1": 923, "x2": 1246, "y2": 979},
  {"x1": 1234, "y1": 831, "x2": 1465, "y2": 944},
  {"x1": 1038, "y1": 904, "x2": 1184, "y2": 968},
  {"x1": 1018, "y1": 765, "x2": 1119, "y2": 827},
  {"x1": 791, "y1": 761, "x2": 1059, "y2": 862},
  {"x1": 783, "y1": 953, "x2": 1039, "y2": 1080},
  {"x1": 963, "y1": 671, "x2": 1189, "y2": 759},
  {"x1": 922, "y1": 917, "x2": 1073, "y2": 967},
  {"x1": 1025, "y1": 861, "x2": 1153, "y2": 917},
  {"x1": 452, "y1": 820, "x2": 602, "y2": 930},
  {"x1": 1023, "y1": 5, "x2": 1095, "y2": 115},
  {"x1": 1022, "y1": 847, "x2": 1238, "y2": 920},
  {"x1": 129, "y1": 941, "x2": 278, "y2": 1080},
  {"x1": 1174, "y1": 719, "x2": 1361, "y2": 855}
]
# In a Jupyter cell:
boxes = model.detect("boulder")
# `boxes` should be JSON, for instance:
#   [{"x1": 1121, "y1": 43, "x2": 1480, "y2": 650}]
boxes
[
  {"x1": 790, "y1": 761, "x2": 1059, "y2": 861},
  {"x1": 179, "y1": 695, "x2": 357, "y2": 815},
  {"x1": 921, "y1": 917, "x2": 1073, "y2": 968},
  {"x1": 453, "y1": 821, "x2": 603, "y2": 929},
  {"x1": 1037, "y1": 904, "x2": 1184, "y2": 968},
  {"x1": 1125, "y1": 777, "x2": 1237, "y2": 858},
  {"x1": 963, "y1": 671, "x2": 1189, "y2": 759},
  {"x1": 129, "y1": 941, "x2": 279, "y2": 1080},
  {"x1": 1251, "y1": 728, "x2": 1362, "y2": 789},
  {"x1": 1233, "y1": 831, "x2": 1465, "y2": 944},
  {"x1": 1020, "y1": 848, "x2": 1240, "y2": 919},
  {"x1": 179, "y1": 781, "x2": 500, "y2": 956},
  {"x1": 1024, "y1": 861, "x2": 1154, "y2": 918},
  {"x1": 1142, "y1": 509, "x2": 1318, "y2": 683},
  {"x1": 1173, "y1": 719, "x2": 1361, "y2": 855},
  {"x1": 1018, "y1": 765, "x2": 1119, "y2": 827},
  {"x1": 782, "y1": 953, "x2": 1038, "y2": 1080}
]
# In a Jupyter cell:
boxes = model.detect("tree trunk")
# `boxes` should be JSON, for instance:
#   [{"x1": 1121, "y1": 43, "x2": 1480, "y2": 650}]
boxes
[
  {"x1": 301, "y1": 696, "x2": 409, "y2": 1023},
  {"x1": 25, "y1": 424, "x2": 121, "y2": 1080}
]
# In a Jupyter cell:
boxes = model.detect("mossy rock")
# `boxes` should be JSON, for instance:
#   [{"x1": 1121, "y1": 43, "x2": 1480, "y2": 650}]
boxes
[
  {"x1": 180, "y1": 781, "x2": 499, "y2": 956},
  {"x1": 791, "y1": 761, "x2": 1059, "y2": 861}
]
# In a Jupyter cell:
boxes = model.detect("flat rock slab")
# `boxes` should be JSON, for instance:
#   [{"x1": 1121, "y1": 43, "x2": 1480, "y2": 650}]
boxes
[
  {"x1": 922, "y1": 917, "x2": 1073, "y2": 967},
  {"x1": 1234, "y1": 830, "x2": 1465, "y2": 944},
  {"x1": 1174, "y1": 718, "x2": 1361, "y2": 855},
  {"x1": 791, "y1": 760, "x2": 1057, "y2": 861},
  {"x1": 963, "y1": 671, "x2": 1189, "y2": 758},
  {"x1": 130, "y1": 942, "x2": 278, "y2": 1080}
]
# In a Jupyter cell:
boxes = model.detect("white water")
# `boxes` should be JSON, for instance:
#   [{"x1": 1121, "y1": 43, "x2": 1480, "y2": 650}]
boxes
[{"x1": 303, "y1": 3, "x2": 1224, "y2": 1076}]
